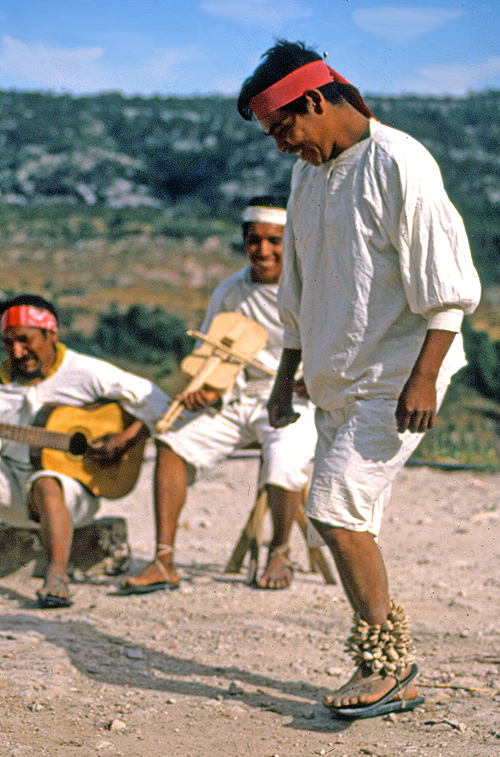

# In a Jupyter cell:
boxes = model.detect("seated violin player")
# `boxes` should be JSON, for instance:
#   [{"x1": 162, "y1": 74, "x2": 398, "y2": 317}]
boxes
[{"x1": 120, "y1": 196, "x2": 317, "y2": 594}]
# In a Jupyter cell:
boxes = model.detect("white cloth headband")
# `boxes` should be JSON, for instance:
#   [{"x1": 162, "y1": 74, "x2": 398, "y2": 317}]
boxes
[{"x1": 242, "y1": 206, "x2": 287, "y2": 225}]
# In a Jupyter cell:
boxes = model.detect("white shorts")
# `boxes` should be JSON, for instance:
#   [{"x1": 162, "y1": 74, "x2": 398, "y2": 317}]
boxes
[
  {"x1": 157, "y1": 394, "x2": 317, "y2": 492},
  {"x1": 0, "y1": 459, "x2": 99, "y2": 530},
  {"x1": 306, "y1": 388, "x2": 448, "y2": 536}
]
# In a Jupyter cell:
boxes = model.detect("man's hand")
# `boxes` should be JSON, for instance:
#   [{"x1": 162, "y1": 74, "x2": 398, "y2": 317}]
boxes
[
  {"x1": 88, "y1": 432, "x2": 133, "y2": 464},
  {"x1": 293, "y1": 376, "x2": 309, "y2": 398},
  {"x1": 88, "y1": 419, "x2": 148, "y2": 464},
  {"x1": 395, "y1": 373, "x2": 437, "y2": 433},
  {"x1": 267, "y1": 389, "x2": 301, "y2": 428},
  {"x1": 395, "y1": 328, "x2": 456, "y2": 433},
  {"x1": 179, "y1": 387, "x2": 221, "y2": 412}
]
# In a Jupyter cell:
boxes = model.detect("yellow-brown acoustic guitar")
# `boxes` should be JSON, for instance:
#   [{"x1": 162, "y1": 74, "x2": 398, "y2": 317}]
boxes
[{"x1": 0, "y1": 402, "x2": 146, "y2": 499}]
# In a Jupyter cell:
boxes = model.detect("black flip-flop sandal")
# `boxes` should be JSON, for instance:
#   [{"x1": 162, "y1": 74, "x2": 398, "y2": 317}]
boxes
[
  {"x1": 36, "y1": 575, "x2": 72, "y2": 609},
  {"x1": 330, "y1": 663, "x2": 425, "y2": 720}
]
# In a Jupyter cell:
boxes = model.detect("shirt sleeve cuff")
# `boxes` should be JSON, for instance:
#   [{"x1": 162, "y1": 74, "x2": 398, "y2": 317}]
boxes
[
  {"x1": 427, "y1": 309, "x2": 464, "y2": 332},
  {"x1": 283, "y1": 331, "x2": 302, "y2": 350}
]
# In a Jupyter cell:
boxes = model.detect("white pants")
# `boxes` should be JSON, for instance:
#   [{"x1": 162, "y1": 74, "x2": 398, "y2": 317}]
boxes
[
  {"x1": 306, "y1": 388, "x2": 448, "y2": 536},
  {"x1": 157, "y1": 394, "x2": 317, "y2": 492},
  {"x1": 0, "y1": 458, "x2": 99, "y2": 530}
]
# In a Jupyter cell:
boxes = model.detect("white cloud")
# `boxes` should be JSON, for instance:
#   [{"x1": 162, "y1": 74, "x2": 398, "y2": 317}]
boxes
[
  {"x1": 0, "y1": 35, "x2": 106, "y2": 92},
  {"x1": 416, "y1": 56, "x2": 500, "y2": 95},
  {"x1": 352, "y1": 6, "x2": 462, "y2": 43},
  {"x1": 200, "y1": 0, "x2": 312, "y2": 26},
  {"x1": 135, "y1": 46, "x2": 203, "y2": 89},
  {"x1": 0, "y1": 35, "x2": 203, "y2": 95}
]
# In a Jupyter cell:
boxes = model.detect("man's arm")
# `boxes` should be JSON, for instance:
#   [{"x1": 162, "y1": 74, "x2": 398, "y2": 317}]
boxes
[
  {"x1": 89, "y1": 419, "x2": 149, "y2": 463},
  {"x1": 395, "y1": 329, "x2": 456, "y2": 433},
  {"x1": 267, "y1": 347, "x2": 303, "y2": 428}
]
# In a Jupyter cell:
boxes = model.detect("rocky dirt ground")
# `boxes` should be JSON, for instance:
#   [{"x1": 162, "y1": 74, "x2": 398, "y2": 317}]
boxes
[{"x1": 0, "y1": 445, "x2": 499, "y2": 757}]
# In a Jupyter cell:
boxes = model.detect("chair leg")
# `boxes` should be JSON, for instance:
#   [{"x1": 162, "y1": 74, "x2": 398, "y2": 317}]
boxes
[
  {"x1": 224, "y1": 487, "x2": 267, "y2": 577},
  {"x1": 246, "y1": 488, "x2": 268, "y2": 584},
  {"x1": 294, "y1": 506, "x2": 337, "y2": 585},
  {"x1": 225, "y1": 469, "x2": 336, "y2": 585}
]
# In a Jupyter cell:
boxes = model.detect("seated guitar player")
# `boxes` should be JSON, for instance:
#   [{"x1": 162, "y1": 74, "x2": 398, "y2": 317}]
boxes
[
  {"x1": 120, "y1": 196, "x2": 318, "y2": 595},
  {"x1": 0, "y1": 294, "x2": 171, "y2": 608}
]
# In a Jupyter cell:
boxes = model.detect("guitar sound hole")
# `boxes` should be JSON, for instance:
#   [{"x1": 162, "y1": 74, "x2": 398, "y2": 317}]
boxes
[{"x1": 69, "y1": 432, "x2": 88, "y2": 456}]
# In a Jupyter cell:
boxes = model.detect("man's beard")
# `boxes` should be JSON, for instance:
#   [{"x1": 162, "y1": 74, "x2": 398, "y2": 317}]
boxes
[{"x1": 12, "y1": 360, "x2": 44, "y2": 381}]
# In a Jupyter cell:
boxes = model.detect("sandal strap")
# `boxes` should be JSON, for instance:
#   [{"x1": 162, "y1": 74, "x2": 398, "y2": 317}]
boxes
[
  {"x1": 156, "y1": 543, "x2": 174, "y2": 557},
  {"x1": 268, "y1": 543, "x2": 291, "y2": 565},
  {"x1": 154, "y1": 543, "x2": 175, "y2": 583},
  {"x1": 45, "y1": 574, "x2": 70, "y2": 589},
  {"x1": 37, "y1": 573, "x2": 71, "y2": 599},
  {"x1": 154, "y1": 558, "x2": 174, "y2": 582}
]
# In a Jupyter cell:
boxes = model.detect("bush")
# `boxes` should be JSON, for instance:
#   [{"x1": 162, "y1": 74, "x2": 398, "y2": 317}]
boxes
[
  {"x1": 93, "y1": 304, "x2": 194, "y2": 366},
  {"x1": 63, "y1": 304, "x2": 194, "y2": 383},
  {"x1": 461, "y1": 318, "x2": 500, "y2": 400}
]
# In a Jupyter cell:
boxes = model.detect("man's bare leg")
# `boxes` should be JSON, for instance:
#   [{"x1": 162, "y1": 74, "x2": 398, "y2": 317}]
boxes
[
  {"x1": 30, "y1": 476, "x2": 73, "y2": 603},
  {"x1": 122, "y1": 442, "x2": 185, "y2": 589},
  {"x1": 256, "y1": 485, "x2": 301, "y2": 589},
  {"x1": 310, "y1": 520, "x2": 418, "y2": 708}
]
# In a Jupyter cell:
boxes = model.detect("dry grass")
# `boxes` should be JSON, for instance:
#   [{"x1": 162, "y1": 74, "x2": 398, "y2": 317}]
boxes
[{"x1": 0, "y1": 208, "x2": 243, "y2": 333}]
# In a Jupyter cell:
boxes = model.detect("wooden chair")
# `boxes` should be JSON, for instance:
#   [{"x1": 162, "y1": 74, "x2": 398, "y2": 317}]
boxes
[{"x1": 224, "y1": 448, "x2": 336, "y2": 585}]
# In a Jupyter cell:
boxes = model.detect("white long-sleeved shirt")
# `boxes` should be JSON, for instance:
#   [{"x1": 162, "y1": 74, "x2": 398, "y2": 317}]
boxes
[
  {"x1": 279, "y1": 119, "x2": 481, "y2": 412},
  {"x1": 0, "y1": 346, "x2": 170, "y2": 468}
]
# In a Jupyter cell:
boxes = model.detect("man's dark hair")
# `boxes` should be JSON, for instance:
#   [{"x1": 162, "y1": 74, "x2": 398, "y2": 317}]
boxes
[
  {"x1": 0, "y1": 294, "x2": 59, "y2": 325},
  {"x1": 242, "y1": 194, "x2": 288, "y2": 238},
  {"x1": 248, "y1": 194, "x2": 287, "y2": 209},
  {"x1": 237, "y1": 40, "x2": 357, "y2": 121}
]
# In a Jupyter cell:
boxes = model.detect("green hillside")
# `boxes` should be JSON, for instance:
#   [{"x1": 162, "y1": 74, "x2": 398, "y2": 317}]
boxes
[{"x1": 0, "y1": 89, "x2": 499, "y2": 283}]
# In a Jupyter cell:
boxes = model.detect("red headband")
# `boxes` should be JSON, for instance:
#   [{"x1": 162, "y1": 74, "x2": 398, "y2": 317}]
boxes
[
  {"x1": 249, "y1": 59, "x2": 373, "y2": 119},
  {"x1": 1, "y1": 305, "x2": 58, "y2": 333}
]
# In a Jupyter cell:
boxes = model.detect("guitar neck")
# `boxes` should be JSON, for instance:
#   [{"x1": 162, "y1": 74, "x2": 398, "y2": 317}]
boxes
[{"x1": 0, "y1": 422, "x2": 72, "y2": 451}]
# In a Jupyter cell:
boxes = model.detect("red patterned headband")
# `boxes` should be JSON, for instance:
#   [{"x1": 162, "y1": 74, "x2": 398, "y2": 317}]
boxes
[
  {"x1": 1, "y1": 305, "x2": 58, "y2": 333},
  {"x1": 249, "y1": 59, "x2": 373, "y2": 119}
]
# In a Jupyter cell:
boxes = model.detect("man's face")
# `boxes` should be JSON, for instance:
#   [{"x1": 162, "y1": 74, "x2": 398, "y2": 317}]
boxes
[
  {"x1": 259, "y1": 99, "x2": 338, "y2": 166},
  {"x1": 2, "y1": 326, "x2": 58, "y2": 382},
  {"x1": 244, "y1": 221, "x2": 284, "y2": 284}
]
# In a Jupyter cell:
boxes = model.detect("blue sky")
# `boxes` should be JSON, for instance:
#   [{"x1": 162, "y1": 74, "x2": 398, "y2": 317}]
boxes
[{"x1": 0, "y1": 0, "x2": 498, "y2": 98}]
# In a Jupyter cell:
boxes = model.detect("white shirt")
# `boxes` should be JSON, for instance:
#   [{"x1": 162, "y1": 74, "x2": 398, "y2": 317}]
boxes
[
  {"x1": 279, "y1": 120, "x2": 481, "y2": 412},
  {"x1": 201, "y1": 266, "x2": 284, "y2": 398},
  {"x1": 0, "y1": 347, "x2": 170, "y2": 467}
]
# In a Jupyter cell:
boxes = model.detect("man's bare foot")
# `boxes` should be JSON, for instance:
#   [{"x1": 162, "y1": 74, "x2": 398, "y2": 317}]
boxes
[
  {"x1": 256, "y1": 545, "x2": 293, "y2": 589},
  {"x1": 36, "y1": 572, "x2": 72, "y2": 608},
  {"x1": 323, "y1": 664, "x2": 418, "y2": 709},
  {"x1": 120, "y1": 557, "x2": 179, "y2": 594}
]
